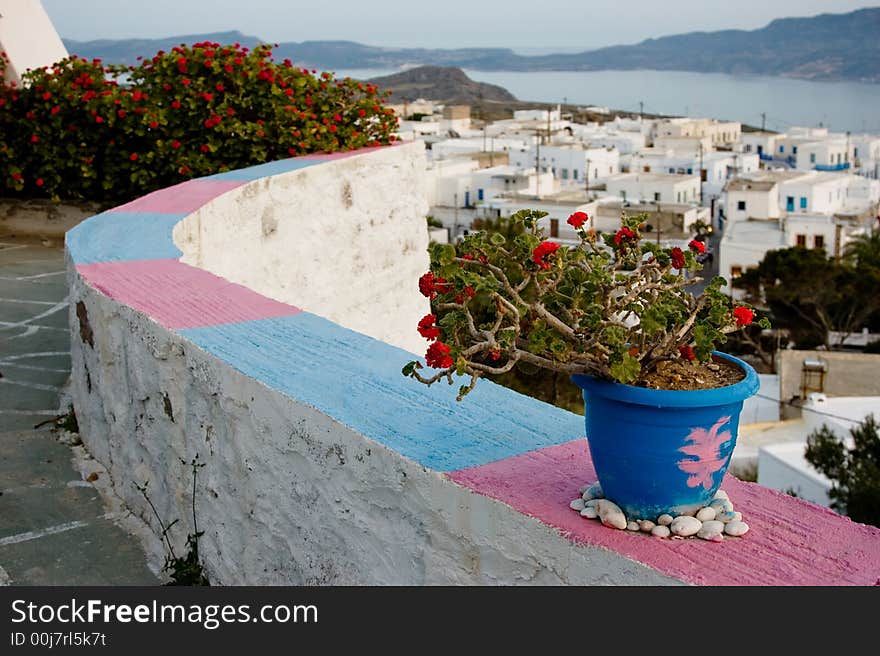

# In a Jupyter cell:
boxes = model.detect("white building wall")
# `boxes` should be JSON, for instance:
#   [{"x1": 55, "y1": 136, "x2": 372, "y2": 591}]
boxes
[
  {"x1": 0, "y1": 0, "x2": 69, "y2": 84},
  {"x1": 724, "y1": 187, "x2": 779, "y2": 222},
  {"x1": 605, "y1": 174, "x2": 701, "y2": 205}
]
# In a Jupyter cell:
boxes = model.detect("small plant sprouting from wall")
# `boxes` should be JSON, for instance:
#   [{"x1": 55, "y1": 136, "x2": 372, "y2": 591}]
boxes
[{"x1": 136, "y1": 455, "x2": 210, "y2": 586}]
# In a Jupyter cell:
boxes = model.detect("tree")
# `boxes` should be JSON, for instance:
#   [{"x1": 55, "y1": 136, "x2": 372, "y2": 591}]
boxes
[
  {"x1": 733, "y1": 246, "x2": 880, "y2": 349},
  {"x1": 804, "y1": 415, "x2": 880, "y2": 528}
]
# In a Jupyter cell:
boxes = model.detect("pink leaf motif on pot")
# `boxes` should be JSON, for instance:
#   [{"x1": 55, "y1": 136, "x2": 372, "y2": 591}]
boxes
[{"x1": 676, "y1": 416, "x2": 732, "y2": 491}]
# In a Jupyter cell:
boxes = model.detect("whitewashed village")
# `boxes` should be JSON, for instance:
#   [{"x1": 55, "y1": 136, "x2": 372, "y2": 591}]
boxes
[{"x1": 391, "y1": 99, "x2": 880, "y2": 508}]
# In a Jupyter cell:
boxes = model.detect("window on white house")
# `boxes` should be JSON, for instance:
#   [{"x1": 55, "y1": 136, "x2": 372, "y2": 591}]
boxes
[
  {"x1": 654, "y1": 192, "x2": 661, "y2": 201},
  {"x1": 810, "y1": 153, "x2": 816, "y2": 164},
  {"x1": 814, "y1": 235, "x2": 825, "y2": 249},
  {"x1": 737, "y1": 200, "x2": 746, "y2": 211},
  {"x1": 796, "y1": 234, "x2": 807, "y2": 247}
]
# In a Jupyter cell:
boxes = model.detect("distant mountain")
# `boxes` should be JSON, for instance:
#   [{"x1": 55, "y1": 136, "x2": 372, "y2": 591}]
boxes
[
  {"x1": 64, "y1": 30, "x2": 263, "y2": 63},
  {"x1": 62, "y1": 7, "x2": 880, "y2": 83},
  {"x1": 366, "y1": 67, "x2": 516, "y2": 104}
]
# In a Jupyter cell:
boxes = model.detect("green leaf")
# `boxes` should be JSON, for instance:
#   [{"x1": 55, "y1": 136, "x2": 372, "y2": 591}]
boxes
[
  {"x1": 437, "y1": 244, "x2": 457, "y2": 266},
  {"x1": 610, "y1": 353, "x2": 641, "y2": 384},
  {"x1": 401, "y1": 361, "x2": 419, "y2": 377},
  {"x1": 489, "y1": 232, "x2": 506, "y2": 245}
]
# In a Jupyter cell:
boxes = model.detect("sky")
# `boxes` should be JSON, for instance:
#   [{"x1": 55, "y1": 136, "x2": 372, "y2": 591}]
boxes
[{"x1": 42, "y1": 0, "x2": 877, "y2": 51}]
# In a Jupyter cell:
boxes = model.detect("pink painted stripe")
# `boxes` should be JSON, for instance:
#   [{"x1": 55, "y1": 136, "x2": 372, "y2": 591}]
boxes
[
  {"x1": 448, "y1": 440, "x2": 880, "y2": 586},
  {"x1": 108, "y1": 180, "x2": 245, "y2": 214},
  {"x1": 77, "y1": 259, "x2": 302, "y2": 329},
  {"x1": 298, "y1": 143, "x2": 402, "y2": 161}
]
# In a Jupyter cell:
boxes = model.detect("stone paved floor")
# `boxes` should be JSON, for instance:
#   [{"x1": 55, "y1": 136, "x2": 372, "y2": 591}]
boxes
[{"x1": 0, "y1": 236, "x2": 158, "y2": 585}]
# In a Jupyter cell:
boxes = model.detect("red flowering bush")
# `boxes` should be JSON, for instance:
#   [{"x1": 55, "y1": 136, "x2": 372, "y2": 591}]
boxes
[
  {"x1": 0, "y1": 43, "x2": 396, "y2": 203},
  {"x1": 403, "y1": 210, "x2": 769, "y2": 399}
]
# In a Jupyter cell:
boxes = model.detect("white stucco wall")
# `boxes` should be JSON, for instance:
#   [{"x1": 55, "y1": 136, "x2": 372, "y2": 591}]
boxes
[
  {"x1": 67, "y1": 144, "x2": 679, "y2": 585},
  {"x1": 174, "y1": 143, "x2": 431, "y2": 355},
  {"x1": 0, "y1": 0, "x2": 68, "y2": 84}
]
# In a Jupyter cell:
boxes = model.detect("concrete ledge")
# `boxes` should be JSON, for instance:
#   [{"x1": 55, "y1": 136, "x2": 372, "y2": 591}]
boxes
[
  {"x1": 66, "y1": 142, "x2": 880, "y2": 585},
  {"x1": 1, "y1": 198, "x2": 103, "y2": 240}
]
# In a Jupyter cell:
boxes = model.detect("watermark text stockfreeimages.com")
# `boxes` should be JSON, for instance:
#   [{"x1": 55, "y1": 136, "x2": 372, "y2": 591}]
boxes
[{"x1": 10, "y1": 598, "x2": 318, "y2": 631}]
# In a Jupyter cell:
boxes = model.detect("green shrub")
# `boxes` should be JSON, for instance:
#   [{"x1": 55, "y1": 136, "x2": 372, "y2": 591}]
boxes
[{"x1": 0, "y1": 42, "x2": 397, "y2": 204}]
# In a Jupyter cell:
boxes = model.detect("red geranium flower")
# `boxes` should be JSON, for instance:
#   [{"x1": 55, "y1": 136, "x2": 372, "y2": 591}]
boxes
[
  {"x1": 614, "y1": 227, "x2": 636, "y2": 245},
  {"x1": 418, "y1": 272, "x2": 449, "y2": 299},
  {"x1": 733, "y1": 306, "x2": 754, "y2": 326},
  {"x1": 425, "y1": 341, "x2": 453, "y2": 369},
  {"x1": 171, "y1": 140, "x2": 181, "y2": 149},
  {"x1": 567, "y1": 211, "x2": 588, "y2": 228},
  {"x1": 532, "y1": 241, "x2": 560, "y2": 270},
  {"x1": 689, "y1": 239, "x2": 706, "y2": 253},
  {"x1": 171, "y1": 100, "x2": 181, "y2": 109},
  {"x1": 671, "y1": 247, "x2": 685, "y2": 269},
  {"x1": 35, "y1": 178, "x2": 44, "y2": 187},
  {"x1": 129, "y1": 153, "x2": 138, "y2": 161},
  {"x1": 678, "y1": 345, "x2": 695, "y2": 361},
  {"x1": 417, "y1": 314, "x2": 440, "y2": 340}
]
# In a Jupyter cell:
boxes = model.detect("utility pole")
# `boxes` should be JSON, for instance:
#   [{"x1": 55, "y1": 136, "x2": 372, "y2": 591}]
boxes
[
  {"x1": 761, "y1": 112, "x2": 766, "y2": 131},
  {"x1": 453, "y1": 192, "x2": 459, "y2": 243},
  {"x1": 639, "y1": 101, "x2": 644, "y2": 120},
  {"x1": 535, "y1": 129, "x2": 541, "y2": 199},
  {"x1": 585, "y1": 157, "x2": 591, "y2": 197},
  {"x1": 698, "y1": 141, "x2": 704, "y2": 206}
]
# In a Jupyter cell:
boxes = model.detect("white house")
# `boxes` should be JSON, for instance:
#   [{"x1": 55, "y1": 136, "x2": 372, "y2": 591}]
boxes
[
  {"x1": 741, "y1": 132, "x2": 778, "y2": 161},
  {"x1": 718, "y1": 171, "x2": 878, "y2": 290},
  {"x1": 0, "y1": 0, "x2": 68, "y2": 84},
  {"x1": 851, "y1": 134, "x2": 880, "y2": 179},
  {"x1": 604, "y1": 172, "x2": 701, "y2": 205},
  {"x1": 630, "y1": 149, "x2": 759, "y2": 205},
  {"x1": 509, "y1": 144, "x2": 620, "y2": 186},
  {"x1": 718, "y1": 219, "x2": 786, "y2": 298},
  {"x1": 654, "y1": 118, "x2": 741, "y2": 148},
  {"x1": 794, "y1": 138, "x2": 853, "y2": 172},
  {"x1": 757, "y1": 393, "x2": 880, "y2": 509}
]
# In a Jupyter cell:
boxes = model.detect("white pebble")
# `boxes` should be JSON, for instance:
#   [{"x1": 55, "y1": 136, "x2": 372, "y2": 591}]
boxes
[
  {"x1": 700, "y1": 520, "x2": 725, "y2": 534},
  {"x1": 581, "y1": 482, "x2": 604, "y2": 501},
  {"x1": 638, "y1": 520, "x2": 655, "y2": 533},
  {"x1": 579, "y1": 483, "x2": 590, "y2": 494},
  {"x1": 670, "y1": 515, "x2": 702, "y2": 537},
  {"x1": 677, "y1": 507, "x2": 699, "y2": 517},
  {"x1": 713, "y1": 489, "x2": 729, "y2": 501},
  {"x1": 596, "y1": 499, "x2": 627, "y2": 530},
  {"x1": 709, "y1": 498, "x2": 733, "y2": 514},
  {"x1": 580, "y1": 507, "x2": 598, "y2": 519},
  {"x1": 724, "y1": 521, "x2": 749, "y2": 537},
  {"x1": 570, "y1": 498, "x2": 585, "y2": 512},
  {"x1": 695, "y1": 507, "x2": 717, "y2": 522},
  {"x1": 716, "y1": 511, "x2": 737, "y2": 523},
  {"x1": 626, "y1": 521, "x2": 640, "y2": 531},
  {"x1": 731, "y1": 511, "x2": 742, "y2": 522},
  {"x1": 657, "y1": 514, "x2": 674, "y2": 526},
  {"x1": 584, "y1": 498, "x2": 601, "y2": 509},
  {"x1": 651, "y1": 525, "x2": 671, "y2": 538}
]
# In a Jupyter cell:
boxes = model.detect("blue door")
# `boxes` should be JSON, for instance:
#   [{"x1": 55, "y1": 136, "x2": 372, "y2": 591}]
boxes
[
  {"x1": 465, "y1": 191, "x2": 470, "y2": 207},
  {"x1": 786, "y1": 196, "x2": 794, "y2": 212}
]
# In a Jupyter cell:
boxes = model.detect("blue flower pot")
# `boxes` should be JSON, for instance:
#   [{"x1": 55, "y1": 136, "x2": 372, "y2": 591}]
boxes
[{"x1": 570, "y1": 352, "x2": 759, "y2": 520}]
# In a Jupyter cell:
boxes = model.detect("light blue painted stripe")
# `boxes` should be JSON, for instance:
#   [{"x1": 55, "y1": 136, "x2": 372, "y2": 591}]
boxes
[
  {"x1": 204, "y1": 159, "x2": 323, "y2": 181},
  {"x1": 66, "y1": 212, "x2": 184, "y2": 264},
  {"x1": 179, "y1": 313, "x2": 584, "y2": 472}
]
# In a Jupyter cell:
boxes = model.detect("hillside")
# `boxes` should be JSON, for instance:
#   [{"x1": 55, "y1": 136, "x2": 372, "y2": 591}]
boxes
[
  {"x1": 366, "y1": 67, "x2": 516, "y2": 104},
  {"x1": 62, "y1": 7, "x2": 880, "y2": 83}
]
